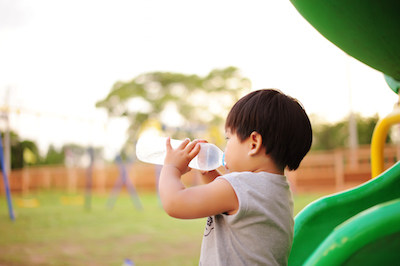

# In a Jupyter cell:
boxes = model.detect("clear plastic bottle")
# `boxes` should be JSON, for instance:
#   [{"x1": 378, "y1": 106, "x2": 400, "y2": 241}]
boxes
[{"x1": 136, "y1": 136, "x2": 224, "y2": 171}]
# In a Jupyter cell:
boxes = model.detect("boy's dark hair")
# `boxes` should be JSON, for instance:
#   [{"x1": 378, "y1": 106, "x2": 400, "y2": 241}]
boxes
[{"x1": 225, "y1": 89, "x2": 312, "y2": 171}]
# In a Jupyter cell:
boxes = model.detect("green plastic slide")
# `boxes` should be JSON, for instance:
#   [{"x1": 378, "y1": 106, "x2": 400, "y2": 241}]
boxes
[
  {"x1": 289, "y1": 161, "x2": 400, "y2": 265},
  {"x1": 287, "y1": 1, "x2": 400, "y2": 263},
  {"x1": 289, "y1": 0, "x2": 400, "y2": 84}
]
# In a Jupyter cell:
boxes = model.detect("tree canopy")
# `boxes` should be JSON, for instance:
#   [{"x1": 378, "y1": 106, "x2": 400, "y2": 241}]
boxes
[
  {"x1": 311, "y1": 114, "x2": 390, "y2": 151},
  {"x1": 96, "y1": 66, "x2": 251, "y2": 155}
]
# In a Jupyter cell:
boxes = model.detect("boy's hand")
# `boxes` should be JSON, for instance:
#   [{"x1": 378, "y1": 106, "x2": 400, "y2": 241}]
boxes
[
  {"x1": 164, "y1": 137, "x2": 201, "y2": 175},
  {"x1": 194, "y1": 139, "x2": 223, "y2": 183}
]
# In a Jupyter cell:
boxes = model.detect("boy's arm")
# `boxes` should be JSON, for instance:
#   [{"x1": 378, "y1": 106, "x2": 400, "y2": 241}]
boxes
[
  {"x1": 200, "y1": 169, "x2": 221, "y2": 184},
  {"x1": 158, "y1": 138, "x2": 238, "y2": 219}
]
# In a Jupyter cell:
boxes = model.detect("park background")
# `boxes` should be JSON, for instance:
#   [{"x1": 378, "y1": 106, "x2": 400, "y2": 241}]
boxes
[{"x1": 1, "y1": 0, "x2": 399, "y2": 265}]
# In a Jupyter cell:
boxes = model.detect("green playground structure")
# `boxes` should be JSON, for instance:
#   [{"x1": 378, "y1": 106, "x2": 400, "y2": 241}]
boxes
[
  {"x1": 289, "y1": 160, "x2": 400, "y2": 265},
  {"x1": 288, "y1": 0, "x2": 400, "y2": 83},
  {"x1": 288, "y1": 0, "x2": 400, "y2": 265}
]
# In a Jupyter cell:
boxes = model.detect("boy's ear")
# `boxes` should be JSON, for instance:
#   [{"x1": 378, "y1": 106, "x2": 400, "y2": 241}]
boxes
[{"x1": 248, "y1": 131, "x2": 263, "y2": 156}]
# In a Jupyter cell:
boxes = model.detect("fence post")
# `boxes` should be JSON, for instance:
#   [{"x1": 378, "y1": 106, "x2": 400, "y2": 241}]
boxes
[
  {"x1": 42, "y1": 167, "x2": 51, "y2": 189},
  {"x1": 95, "y1": 163, "x2": 106, "y2": 194},
  {"x1": 334, "y1": 150, "x2": 344, "y2": 191},
  {"x1": 22, "y1": 167, "x2": 30, "y2": 196},
  {"x1": 67, "y1": 167, "x2": 77, "y2": 193}
]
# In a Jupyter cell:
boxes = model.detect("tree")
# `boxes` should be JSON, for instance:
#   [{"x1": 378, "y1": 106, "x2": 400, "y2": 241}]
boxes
[
  {"x1": 357, "y1": 114, "x2": 385, "y2": 145},
  {"x1": 311, "y1": 121, "x2": 346, "y2": 151},
  {"x1": 311, "y1": 114, "x2": 390, "y2": 151},
  {"x1": 1, "y1": 131, "x2": 105, "y2": 168},
  {"x1": 1, "y1": 131, "x2": 42, "y2": 169},
  {"x1": 5, "y1": 131, "x2": 24, "y2": 169},
  {"x1": 43, "y1": 145, "x2": 65, "y2": 165},
  {"x1": 96, "y1": 67, "x2": 251, "y2": 155}
]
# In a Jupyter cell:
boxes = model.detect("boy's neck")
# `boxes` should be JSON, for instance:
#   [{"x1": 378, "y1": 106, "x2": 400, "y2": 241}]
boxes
[
  {"x1": 249, "y1": 155, "x2": 284, "y2": 175},
  {"x1": 253, "y1": 165, "x2": 284, "y2": 175}
]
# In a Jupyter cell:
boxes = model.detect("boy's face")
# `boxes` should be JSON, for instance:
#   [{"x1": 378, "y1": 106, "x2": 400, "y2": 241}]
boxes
[{"x1": 224, "y1": 128, "x2": 250, "y2": 172}]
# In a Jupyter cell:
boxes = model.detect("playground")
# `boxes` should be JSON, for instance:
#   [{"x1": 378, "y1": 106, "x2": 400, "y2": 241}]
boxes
[
  {"x1": 0, "y1": 191, "x2": 206, "y2": 265},
  {"x1": 1, "y1": 0, "x2": 400, "y2": 265},
  {"x1": 0, "y1": 190, "x2": 322, "y2": 265}
]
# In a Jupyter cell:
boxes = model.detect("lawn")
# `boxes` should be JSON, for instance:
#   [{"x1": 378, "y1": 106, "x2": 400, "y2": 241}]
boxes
[{"x1": 0, "y1": 191, "x2": 325, "y2": 266}]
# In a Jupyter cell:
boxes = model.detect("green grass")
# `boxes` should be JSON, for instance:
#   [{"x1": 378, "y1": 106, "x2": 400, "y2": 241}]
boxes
[{"x1": 0, "y1": 191, "x2": 325, "y2": 266}]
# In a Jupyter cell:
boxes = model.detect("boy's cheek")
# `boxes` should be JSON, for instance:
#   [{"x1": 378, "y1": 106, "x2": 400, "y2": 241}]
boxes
[{"x1": 223, "y1": 152, "x2": 231, "y2": 171}]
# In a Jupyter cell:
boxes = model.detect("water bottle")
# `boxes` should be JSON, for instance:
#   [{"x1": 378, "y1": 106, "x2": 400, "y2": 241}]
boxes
[{"x1": 136, "y1": 136, "x2": 224, "y2": 171}]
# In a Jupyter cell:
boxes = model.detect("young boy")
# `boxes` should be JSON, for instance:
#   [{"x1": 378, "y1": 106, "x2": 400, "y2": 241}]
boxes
[{"x1": 158, "y1": 89, "x2": 312, "y2": 265}]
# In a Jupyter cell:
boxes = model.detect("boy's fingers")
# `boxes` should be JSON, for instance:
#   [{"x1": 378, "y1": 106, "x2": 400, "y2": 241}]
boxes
[
  {"x1": 188, "y1": 141, "x2": 201, "y2": 157},
  {"x1": 165, "y1": 137, "x2": 172, "y2": 151},
  {"x1": 178, "y1": 138, "x2": 190, "y2": 149},
  {"x1": 186, "y1": 139, "x2": 198, "y2": 149}
]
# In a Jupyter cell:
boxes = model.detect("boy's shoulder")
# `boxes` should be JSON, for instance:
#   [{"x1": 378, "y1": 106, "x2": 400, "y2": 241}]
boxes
[
  {"x1": 219, "y1": 171, "x2": 287, "y2": 185},
  {"x1": 221, "y1": 171, "x2": 285, "y2": 178}
]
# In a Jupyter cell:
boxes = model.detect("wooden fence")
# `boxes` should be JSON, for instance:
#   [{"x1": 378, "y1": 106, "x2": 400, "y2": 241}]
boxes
[
  {"x1": 287, "y1": 145, "x2": 400, "y2": 193},
  {"x1": 1, "y1": 145, "x2": 399, "y2": 195},
  {"x1": 0, "y1": 162, "x2": 202, "y2": 196}
]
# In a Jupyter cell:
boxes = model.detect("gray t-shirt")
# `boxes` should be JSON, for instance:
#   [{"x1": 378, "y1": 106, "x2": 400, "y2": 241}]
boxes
[{"x1": 199, "y1": 171, "x2": 294, "y2": 266}]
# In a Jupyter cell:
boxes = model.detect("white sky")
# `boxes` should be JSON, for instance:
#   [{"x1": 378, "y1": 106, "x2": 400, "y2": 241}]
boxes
[{"x1": 0, "y1": 0, "x2": 397, "y2": 158}]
